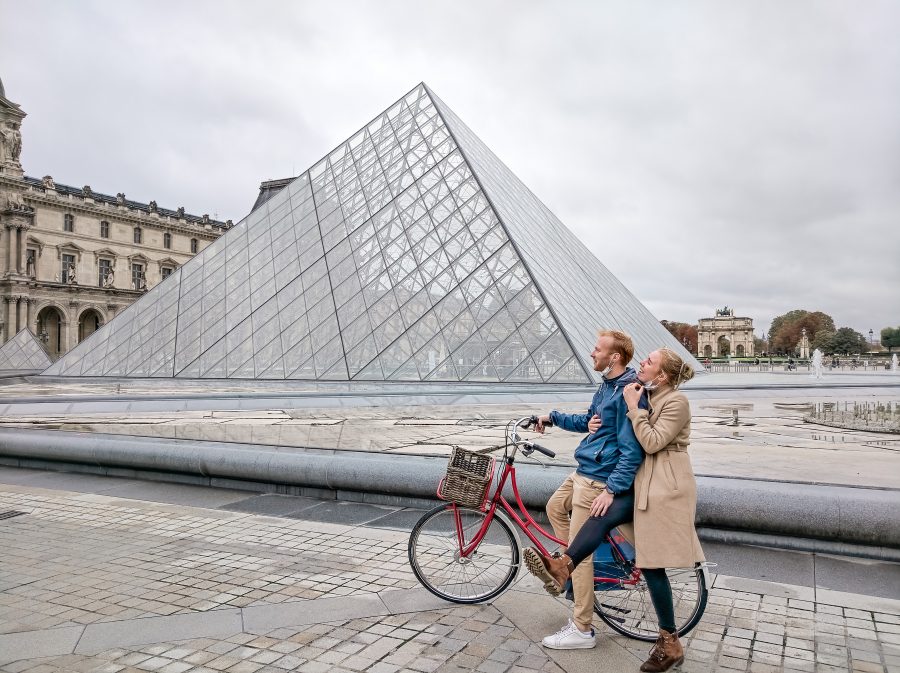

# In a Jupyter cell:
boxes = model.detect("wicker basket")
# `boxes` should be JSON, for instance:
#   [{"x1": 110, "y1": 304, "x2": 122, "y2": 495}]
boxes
[{"x1": 439, "y1": 447, "x2": 495, "y2": 509}]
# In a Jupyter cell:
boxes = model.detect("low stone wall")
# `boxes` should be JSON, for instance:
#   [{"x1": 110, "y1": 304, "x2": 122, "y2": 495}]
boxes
[{"x1": 1, "y1": 428, "x2": 898, "y2": 560}]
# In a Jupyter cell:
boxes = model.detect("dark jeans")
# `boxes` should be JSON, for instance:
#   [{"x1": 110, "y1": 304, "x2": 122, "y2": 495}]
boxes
[
  {"x1": 565, "y1": 489, "x2": 634, "y2": 566},
  {"x1": 563, "y1": 489, "x2": 676, "y2": 634}
]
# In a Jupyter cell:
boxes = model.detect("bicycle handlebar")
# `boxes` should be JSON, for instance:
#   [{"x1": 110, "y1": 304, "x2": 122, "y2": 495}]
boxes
[{"x1": 524, "y1": 441, "x2": 556, "y2": 458}]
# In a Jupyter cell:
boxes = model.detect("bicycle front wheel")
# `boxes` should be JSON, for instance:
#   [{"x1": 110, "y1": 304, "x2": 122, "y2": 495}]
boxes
[
  {"x1": 594, "y1": 566, "x2": 708, "y2": 641},
  {"x1": 408, "y1": 503, "x2": 519, "y2": 604}
]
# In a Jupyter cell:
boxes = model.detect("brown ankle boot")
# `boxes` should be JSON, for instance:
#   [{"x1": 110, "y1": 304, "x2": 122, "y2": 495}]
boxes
[
  {"x1": 523, "y1": 547, "x2": 574, "y2": 596},
  {"x1": 640, "y1": 629, "x2": 684, "y2": 672}
]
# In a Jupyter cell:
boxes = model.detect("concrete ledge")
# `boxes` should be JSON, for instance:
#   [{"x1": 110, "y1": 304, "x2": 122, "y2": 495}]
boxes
[{"x1": 0, "y1": 428, "x2": 898, "y2": 555}]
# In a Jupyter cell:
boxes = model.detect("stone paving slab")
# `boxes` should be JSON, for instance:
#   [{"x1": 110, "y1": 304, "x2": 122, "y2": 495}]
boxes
[{"x1": 2, "y1": 483, "x2": 900, "y2": 672}]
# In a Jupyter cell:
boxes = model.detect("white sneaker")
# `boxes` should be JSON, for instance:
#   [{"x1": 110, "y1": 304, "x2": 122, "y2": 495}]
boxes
[{"x1": 541, "y1": 619, "x2": 596, "y2": 649}]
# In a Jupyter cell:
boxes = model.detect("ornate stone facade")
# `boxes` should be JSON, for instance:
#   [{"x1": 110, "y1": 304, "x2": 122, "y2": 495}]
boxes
[
  {"x1": 697, "y1": 306, "x2": 755, "y2": 358},
  {"x1": 0, "y1": 77, "x2": 232, "y2": 360}
]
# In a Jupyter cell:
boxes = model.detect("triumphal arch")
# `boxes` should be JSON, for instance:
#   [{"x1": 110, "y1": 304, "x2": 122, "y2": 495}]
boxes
[{"x1": 697, "y1": 307, "x2": 755, "y2": 358}]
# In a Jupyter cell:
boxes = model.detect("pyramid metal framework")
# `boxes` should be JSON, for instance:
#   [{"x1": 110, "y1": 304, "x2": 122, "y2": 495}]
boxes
[
  {"x1": 0, "y1": 329, "x2": 52, "y2": 373},
  {"x1": 44, "y1": 84, "x2": 699, "y2": 382}
]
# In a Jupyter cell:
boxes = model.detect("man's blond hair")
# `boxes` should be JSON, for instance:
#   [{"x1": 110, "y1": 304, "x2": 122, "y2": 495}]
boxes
[{"x1": 597, "y1": 330, "x2": 634, "y2": 363}]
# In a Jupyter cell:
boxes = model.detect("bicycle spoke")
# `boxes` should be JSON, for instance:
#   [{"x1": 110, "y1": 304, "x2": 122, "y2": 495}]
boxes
[
  {"x1": 594, "y1": 566, "x2": 707, "y2": 641},
  {"x1": 409, "y1": 505, "x2": 518, "y2": 603}
]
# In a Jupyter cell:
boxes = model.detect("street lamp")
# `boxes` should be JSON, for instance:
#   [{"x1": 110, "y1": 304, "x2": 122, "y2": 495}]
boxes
[{"x1": 869, "y1": 329, "x2": 874, "y2": 346}]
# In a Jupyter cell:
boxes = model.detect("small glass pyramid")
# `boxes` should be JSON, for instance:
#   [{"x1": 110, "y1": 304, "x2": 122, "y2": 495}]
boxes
[
  {"x1": 0, "y1": 328, "x2": 52, "y2": 373},
  {"x1": 44, "y1": 84, "x2": 698, "y2": 382}
]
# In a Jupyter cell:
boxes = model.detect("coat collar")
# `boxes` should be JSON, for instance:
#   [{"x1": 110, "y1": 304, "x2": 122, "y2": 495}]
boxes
[{"x1": 646, "y1": 384, "x2": 677, "y2": 416}]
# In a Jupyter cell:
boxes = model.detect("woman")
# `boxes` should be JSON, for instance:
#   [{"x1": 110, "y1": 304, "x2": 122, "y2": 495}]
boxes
[{"x1": 524, "y1": 347, "x2": 704, "y2": 673}]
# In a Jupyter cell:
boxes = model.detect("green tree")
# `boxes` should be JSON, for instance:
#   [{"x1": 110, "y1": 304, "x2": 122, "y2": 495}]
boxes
[
  {"x1": 811, "y1": 330, "x2": 836, "y2": 353},
  {"x1": 768, "y1": 310, "x2": 836, "y2": 354},
  {"x1": 882, "y1": 326, "x2": 900, "y2": 353},
  {"x1": 829, "y1": 327, "x2": 868, "y2": 355}
]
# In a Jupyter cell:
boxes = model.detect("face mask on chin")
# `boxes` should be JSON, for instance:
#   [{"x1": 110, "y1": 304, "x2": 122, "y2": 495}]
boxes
[
  {"x1": 642, "y1": 375, "x2": 662, "y2": 391},
  {"x1": 599, "y1": 356, "x2": 618, "y2": 379}
]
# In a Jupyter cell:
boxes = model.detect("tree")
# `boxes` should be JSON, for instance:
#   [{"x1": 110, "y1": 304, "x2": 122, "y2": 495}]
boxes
[
  {"x1": 660, "y1": 320, "x2": 698, "y2": 353},
  {"x1": 811, "y1": 330, "x2": 836, "y2": 353},
  {"x1": 882, "y1": 327, "x2": 900, "y2": 353},
  {"x1": 828, "y1": 327, "x2": 868, "y2": 355},
  {"x1": 768, "y1": 310, "x2": 835, "y2": 354}
]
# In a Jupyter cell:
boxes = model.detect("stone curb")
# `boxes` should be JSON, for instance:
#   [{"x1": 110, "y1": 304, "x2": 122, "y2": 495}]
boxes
[{"x1": 0, "y1": 428, "x2": 898, "y2": 554}]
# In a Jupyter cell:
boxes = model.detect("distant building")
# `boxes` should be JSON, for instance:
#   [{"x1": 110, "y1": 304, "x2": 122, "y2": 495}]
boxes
[
  {"x1": 0, "y1": 77, "x2": 232, "y2": 359},
  {"x1": 697, "y1": 307, "x2": 754, "y2": 358}
]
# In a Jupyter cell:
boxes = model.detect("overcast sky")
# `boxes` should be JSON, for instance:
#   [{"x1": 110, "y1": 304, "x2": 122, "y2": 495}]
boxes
[{"x1": 2, "y1": 1, "x2": 898, "y2": 338}]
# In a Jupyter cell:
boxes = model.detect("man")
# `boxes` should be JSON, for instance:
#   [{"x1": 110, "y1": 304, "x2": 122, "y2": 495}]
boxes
[{"x1": 531, "y1": 330, "x2": 644, "y2": 649}]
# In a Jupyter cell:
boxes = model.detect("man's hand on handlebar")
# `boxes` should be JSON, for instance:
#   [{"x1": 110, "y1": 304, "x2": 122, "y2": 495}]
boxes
[{"x1": 533, "y1": 414, "x2": 552, "y2": 434}]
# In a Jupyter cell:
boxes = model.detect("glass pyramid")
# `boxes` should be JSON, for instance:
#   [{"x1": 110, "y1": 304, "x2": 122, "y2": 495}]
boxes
[
  {"x1": 44, "y1": 84, "x2": 699, "y2": 382},
  {"x1": 0, "y1": 328, "x2": 53, "y2": 373}
]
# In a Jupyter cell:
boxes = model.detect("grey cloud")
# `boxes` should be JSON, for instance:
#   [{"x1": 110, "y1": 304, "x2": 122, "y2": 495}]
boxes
[{"x1": 1, "y1": 0, "x2": 897, "y2": 336}]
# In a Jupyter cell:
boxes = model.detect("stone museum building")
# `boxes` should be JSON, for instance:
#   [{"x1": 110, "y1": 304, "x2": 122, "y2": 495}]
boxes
[
  {"x1": 0, "y1": 77, "x2": 231, "y2": 359},
  {"x1": 697, "y1": 306, "x2": 755, "y2": 358}
]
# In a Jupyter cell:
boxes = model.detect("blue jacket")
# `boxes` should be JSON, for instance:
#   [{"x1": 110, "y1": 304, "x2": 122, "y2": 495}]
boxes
[{"x1": 549, "y1": 367, "x2": 646, "y2": 494}]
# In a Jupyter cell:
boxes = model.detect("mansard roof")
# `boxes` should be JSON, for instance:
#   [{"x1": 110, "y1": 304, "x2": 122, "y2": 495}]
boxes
[{"x1": 22, "y1": 175, "x2": 232, "y2": 231}]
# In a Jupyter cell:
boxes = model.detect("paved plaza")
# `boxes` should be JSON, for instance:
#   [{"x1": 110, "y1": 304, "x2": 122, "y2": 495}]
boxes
[
  {"x1": 1, "y1": 468, "x2": 899, "y2": 673},
  {"x1": 1, "y1": 371, "x2": 899, "y2": 671}
]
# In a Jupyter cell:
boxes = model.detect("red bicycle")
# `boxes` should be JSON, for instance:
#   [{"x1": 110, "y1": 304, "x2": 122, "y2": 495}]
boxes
[{"x1": 408, "y1": 416, "x2": 709, "y2": 641}]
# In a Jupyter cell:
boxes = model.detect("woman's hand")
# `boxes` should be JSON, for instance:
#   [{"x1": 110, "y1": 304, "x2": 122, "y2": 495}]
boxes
[
  {"x1": 590, "y1": 491, "x2": 614, "y2": 517},
  {"x1": 623, "y1": 382, "x2": 643, "y2": 410},
  {"x1": 587, "y1": 414, "x2": 601, "y2": 433}
]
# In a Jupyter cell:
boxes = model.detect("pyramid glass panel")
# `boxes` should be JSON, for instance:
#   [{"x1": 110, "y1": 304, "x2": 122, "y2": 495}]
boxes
[
  {"x1": 0, "y1": 328, "x2": 53, "y2": 373},
  {"x1": 45, "y1": 83, "x2": 698, "y2": 381}
]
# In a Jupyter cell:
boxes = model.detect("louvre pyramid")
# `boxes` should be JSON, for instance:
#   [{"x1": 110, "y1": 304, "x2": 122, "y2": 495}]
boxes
[
  {"x1": 44, "y1": 84, "x2": 699, "y2": 382},
  {"x1": 0, "y1": 329, "x2": 52, "y2": 373}
]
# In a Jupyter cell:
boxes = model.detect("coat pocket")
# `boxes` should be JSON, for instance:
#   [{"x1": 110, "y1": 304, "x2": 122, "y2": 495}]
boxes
[{"x1": 664, "y1": 457, "x2": 679, "y2": 492}]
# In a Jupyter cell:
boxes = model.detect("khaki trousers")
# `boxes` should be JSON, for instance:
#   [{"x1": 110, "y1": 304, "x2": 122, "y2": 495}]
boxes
[{"x1": 546, "y1": 471, "x2": 606, "y2": 631}]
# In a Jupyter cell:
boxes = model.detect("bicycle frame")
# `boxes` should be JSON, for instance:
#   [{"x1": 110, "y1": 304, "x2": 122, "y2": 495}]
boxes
[{"x1": 450, "y1": 417, "x2": 642, "y2": 587}]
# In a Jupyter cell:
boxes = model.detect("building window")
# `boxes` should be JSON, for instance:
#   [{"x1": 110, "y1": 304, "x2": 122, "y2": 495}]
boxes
[
  {"x1": 161, "y1": 266, "x2": 173, "y2": 280},
  {"x1": 100, "y1": 221, "x2": 109, "y2": 238},
  {"x1": 63, "y1": 214, "x2": 74, "y2": 232},
  {"x1": 163, "y1": 232, "x2": 172, "y2": 249},
  {"x1": 98, "y1": 258, "x2": 112, "y2": 287},
  {"x1": 190, "y1": 238, "x2": 198, "y2": 253},
  {"x1": 131, "y1": 262, "x2": 145, "y2": 290},
  {"x1": 133, "y1": 227, "x2": 142, "y2": 244},
  {"x1": 61, "y1": 253, "x2": 75, "y2": 282}
]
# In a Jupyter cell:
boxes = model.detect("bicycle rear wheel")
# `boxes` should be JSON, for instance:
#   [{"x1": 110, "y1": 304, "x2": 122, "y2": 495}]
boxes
[
  {"x1": 594, "y1": 566, "x2": 708, "y2": 641},
  {"x1": 408, "y1": 503, "x2": 519, "y2": 603}
]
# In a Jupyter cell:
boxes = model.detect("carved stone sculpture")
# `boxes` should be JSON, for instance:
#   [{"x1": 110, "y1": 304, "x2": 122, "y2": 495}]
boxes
[
  {"x1": 66, "y1": 263, "x2": 76, "y2": 285},
  {"x1": 41, "y1": 175, "x2": 55, "y2": 189},
  {"x1": 0, "y1": 121, "x2": 22, "y2": 164},
  {"x1": 82, "y1": 185, "x2": 93, "y2": 199},
  {"x1": 149, "y1": 200, "x2": 158, "y2": 213},
  {"x1": 103, "y1": 268, "x2": 115, "y2": 288},
  {"x1": 116, "y1": 192, "x2": 126, "y2": 205}
]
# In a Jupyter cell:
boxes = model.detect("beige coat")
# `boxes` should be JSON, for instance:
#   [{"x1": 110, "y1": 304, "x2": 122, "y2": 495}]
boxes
[{"x1": 623, "y1": 385, "x2": 705, "y2": 569}]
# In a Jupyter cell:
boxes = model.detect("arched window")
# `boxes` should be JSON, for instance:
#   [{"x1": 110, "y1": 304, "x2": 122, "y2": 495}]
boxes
[
  {"x1": 163, "y1": 232, "x2": 172, "y2": 249},
  {"x1": 190, "y1": 238, "x2": 198, "y2": 253},
  {"x1": 133, "y1": 227, "x2": 142, "y2": 244}
]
